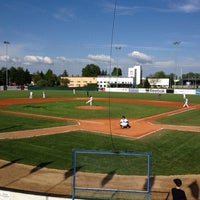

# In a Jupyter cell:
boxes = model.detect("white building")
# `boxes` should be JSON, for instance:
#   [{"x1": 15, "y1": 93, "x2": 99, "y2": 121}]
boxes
[
  {"x1": 97, "y1": 65, "x2": 142, "y2": 89},
  {"x1": 148, "y1": 78, "x2": 169, "y2": 88},
  {"x1": 128, "y1": 65, "x2": 142, "y2": 85},
  {"x1": 97, "y1": 76, "x2": 134, "y2": 90}
]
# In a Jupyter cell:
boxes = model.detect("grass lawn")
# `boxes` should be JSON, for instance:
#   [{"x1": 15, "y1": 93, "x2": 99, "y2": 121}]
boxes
[
  {"x1": 0, "y1": 112, "x2": 75, "y2": 133},
  {"x1": 1, "y1": 100, "x2": 175, "y2": 119},
  {"x1": 1, "y1": 90, "x2": 200, "y2": 103},
  {"x1": 0, "y1": 130, "x2": 199, "y2": 175},
  {"x1": 154, "y1": 109, "x2": 200, "y2": 126},
  {"x1": 0, "y1": 90, "x2": 200, "y2": 175}
]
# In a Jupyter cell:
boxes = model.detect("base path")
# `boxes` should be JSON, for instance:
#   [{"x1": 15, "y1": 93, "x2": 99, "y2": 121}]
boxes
[
  {"x1": 0, "y1": 97, "x2": 200, "y2": 200},
  {"x1": 0, "y1": 98, "x2": 199, "y2": 139}
]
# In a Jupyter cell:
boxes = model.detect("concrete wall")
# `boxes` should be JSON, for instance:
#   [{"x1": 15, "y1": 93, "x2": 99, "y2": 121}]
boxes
[{"x1": 0, "y1": 189, "x2": 70, "y2": 200}]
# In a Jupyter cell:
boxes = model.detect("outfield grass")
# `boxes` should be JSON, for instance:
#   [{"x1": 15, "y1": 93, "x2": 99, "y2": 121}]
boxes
[
  {"x1": 0, "y1": 130, "x2": 200, "y2": 175},
  {"x1": 1, "y1": 90, "x2": 200, "y2": 103}
]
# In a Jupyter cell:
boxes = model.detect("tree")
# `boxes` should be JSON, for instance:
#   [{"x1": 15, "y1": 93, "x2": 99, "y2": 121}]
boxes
[
  {"x1": 61, "y1": 70, "x2": 68, "y2": 77},
  {"x1": 151, "y1": 71, "x2": 167, "y2": 78},
  {"x1": 82, "y1": 64, "x2": 101, "y2": 77},
  {"x1": 45, "y1": 69, "x2": 58, "y2": 86},
  {"x1": 143, "y1": 78, "x2": 151, "y2": 88},
  {"x1": 182, "y1": 72, "x2": 200, "y2": 79},
  {"x1": 60, "y1": 78, "x2": 70, "y2": 86},
  {"x1": 111, "y1": 67, "x2": 122, "y2": 76},
  {"x1": 0, "y1": 67, "x2": 6, "y2": 85},
  {"x1": 32, "y1": 71, "x2": 45, "y2": 85},
  {"x1": 100, "y1": 69, "x2": 107, "y2": 76},
  {"x1": 6, "y1": 66, "x2": 31, "y2": 85},
  {"x1": 9, "y1": 67, "x2": 17, "y2": 85},
  {"x1": 166, "y1": 73, "x2": 175, "y2": 87}
]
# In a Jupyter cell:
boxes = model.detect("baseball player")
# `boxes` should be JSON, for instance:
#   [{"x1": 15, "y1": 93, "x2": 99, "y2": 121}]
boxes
[
  {"x1": 183, "y1": 97, "x2": 189, "y2": 108},
  {"x1": 86, "y1": 96, "x2": 93, "y2": 106},
  {"x1": 29, "y1": 91, "x2": 33, "y2": 99},
  {"x1": 120, "y1": 116, "x2": 131, "y2": 128},
  {"x1": 42, "y1": 91, "x2": 46, "y2": 98}
]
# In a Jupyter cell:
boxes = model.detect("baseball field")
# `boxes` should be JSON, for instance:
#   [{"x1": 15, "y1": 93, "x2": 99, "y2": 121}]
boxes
[{"x1": 0, "y1": 90, "x2": 200, "y2": 199}]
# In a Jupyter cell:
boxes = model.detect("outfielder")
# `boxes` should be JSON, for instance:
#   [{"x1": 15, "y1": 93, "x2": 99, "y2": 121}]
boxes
[{"x1": 183, "y1": 97, "x2": 189, "y2": 108}]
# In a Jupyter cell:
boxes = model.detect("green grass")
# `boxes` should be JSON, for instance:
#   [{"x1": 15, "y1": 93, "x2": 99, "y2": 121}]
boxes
[
  {"x1": 0, "y1": 112, "x2": 75, "y2": 133},
  {"x1": 0, "y1": 90, "x2": 200, "y2": 176},
  {"x1": 1, "y1": 90, "x2": 200, "y2": 103},
  {"x1": 1, "y1": 100, "x2": 175, "y2": 119},
  {"x1": 0, "y1": 130, "x2": 200, "y2": 175},
  {"x1": 155, "y1": 109, "x2": 200, "y2": 126}
]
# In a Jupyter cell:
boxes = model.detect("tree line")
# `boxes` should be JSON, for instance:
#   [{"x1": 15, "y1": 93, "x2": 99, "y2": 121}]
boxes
[{"x1": 0, "y1": 64, "x2": 199, "y2": 87}]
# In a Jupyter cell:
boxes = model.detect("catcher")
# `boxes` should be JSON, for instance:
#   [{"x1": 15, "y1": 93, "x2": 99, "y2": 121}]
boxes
[{"x1": 120, "y1": 116, "x2": 131, "y2": 128}]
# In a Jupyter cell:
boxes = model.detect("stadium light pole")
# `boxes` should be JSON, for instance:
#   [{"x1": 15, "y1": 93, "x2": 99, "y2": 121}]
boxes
[
  {"x1": 115, "y1": 46, "x2": 121, "y2": 87},
  {"x1": 3, "y1": 41, "x2": 10, "y2": 87},
  {"x1": 173, "y1": 41, "x2": 181, "y2": 86}
]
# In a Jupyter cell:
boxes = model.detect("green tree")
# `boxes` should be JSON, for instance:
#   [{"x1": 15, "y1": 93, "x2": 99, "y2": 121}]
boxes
[
  {"x1": 9, "y1": 67, "x2": 17, "y2": 85},
  {"x1": 6, "y1": 66, "x2": 31, "y2": 86},
  {"x1": 151, "y1": 71, "x2": 167, "y2": 78},
  {"x1": 111, "y1": 67, "x2": 122, "y2": 76},
  {"x1": 60, "y1": 78, "x2": 70, "y2": 86},
  {"x1": 0, "y1": 67, "x2": 6, "y2": 85},
  {"x1": 166, "y1": 73, "x2": 175, "y2": 87},
  {"x1": 45, "y1": 69, "x2": 58, "y2": 86},
  {"x1": 24, "y1": 69, "x2": 32, "y2": 85},
  {"x1": 100, "y1": 69, "x2": 107, "y2": 75},
  {"x1": 32, "y1": 71, "x2": 45, "y2": 85},
  {"x1": 182, "y1": 72, "x2": 200, "y2": 79},
  {"x1": 61, "y1": 70, "x2": 68, "y2": 77},
  {"x1": 143, "y1": 78, "x2": 151, "y2": 88},
  {"x1": 82, "y1": 64, "x2": 101, "y2": 77}
]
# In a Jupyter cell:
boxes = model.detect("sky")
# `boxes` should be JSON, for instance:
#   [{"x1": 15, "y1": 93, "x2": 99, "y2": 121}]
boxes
[{"x1": 0, "y1": 0, "x2": 200, "y2": 77}]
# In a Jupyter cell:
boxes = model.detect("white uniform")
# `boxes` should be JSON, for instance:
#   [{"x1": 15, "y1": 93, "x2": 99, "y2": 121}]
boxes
[
  {"x1": 120, "y1": 117, "x2": 130, "y2": 128},
  {"x1": 29, "y1": 91, "x2": 33, "y2": 99},
  {"x1": 42, "y1": 91, "x2": 45, "y2": 98},
  {"x1": 183, "y1": 97, "x2": 189, "y2": 108},
  {"x1": 86, "y1": 96, "x2": 93, "y2": 106}
]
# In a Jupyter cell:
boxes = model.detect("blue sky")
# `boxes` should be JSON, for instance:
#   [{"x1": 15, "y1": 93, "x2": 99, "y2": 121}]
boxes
[{"x1": 0, "y1": 0, "x2": 200, "y2": 77}]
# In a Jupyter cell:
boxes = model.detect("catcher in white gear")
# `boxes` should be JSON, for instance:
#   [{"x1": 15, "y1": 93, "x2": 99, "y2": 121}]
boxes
[{"x1": 120, "y1": 116, "x2": 131, "y2": 128}]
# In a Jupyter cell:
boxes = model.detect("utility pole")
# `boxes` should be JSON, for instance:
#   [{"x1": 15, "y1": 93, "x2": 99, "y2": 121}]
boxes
[
  {"x1": 115, "y1": 46, "x2": 121, "y2": 87},
  {"x1": 4, "y1": 41, "x2": 10, "y2": 87},
  {"x1": 173, "y1": 41, "x2": 181, "y2": 87}
]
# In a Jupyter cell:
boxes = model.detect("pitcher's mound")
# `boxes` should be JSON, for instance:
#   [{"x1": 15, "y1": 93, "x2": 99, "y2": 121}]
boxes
[{"x1": 76, "y1": 106, "x2": 107, "y2": 110}]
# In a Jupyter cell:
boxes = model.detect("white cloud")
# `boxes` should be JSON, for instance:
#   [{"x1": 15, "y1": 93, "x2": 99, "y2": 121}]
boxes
[
  {"x1": 170, "y1": 0, "x2": 200, "y2": 13},
  {"x1": 24, "y1": 55, "x2": 53, "y2": 64},
  {"x1": 128, "y1": 51, "x2": 153, "y2": 64},
  {"x1": 55, "y1": 56, "x2": 72, "y2": 62},
  {"x1": 88, "y1": 54, "x2": 113, "y2": 62},
  {"x1": 53, "y1": 8, "x2": 75, "y2": 22},
  {"x1": 154, "y1": 60, "x2": 174, "y2": 68},
  {"x1": 0, "y1": 55, "x2": 8, "y2": 62}
]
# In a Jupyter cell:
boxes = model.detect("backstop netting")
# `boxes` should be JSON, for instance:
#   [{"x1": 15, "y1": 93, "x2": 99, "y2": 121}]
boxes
[{"x1": 72, "y1": 150, "x2": 151, "y2": 200}]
